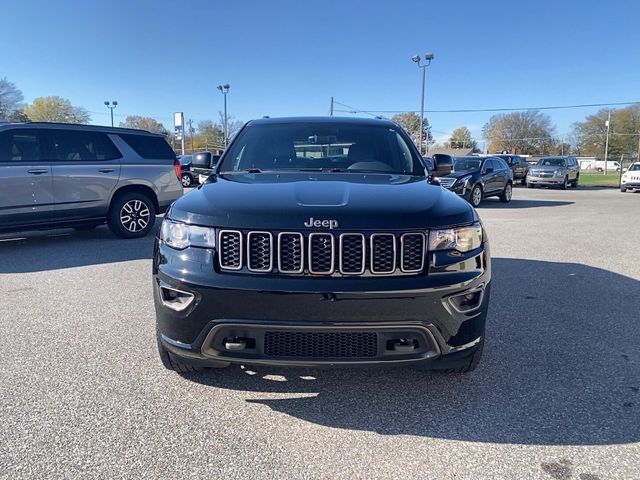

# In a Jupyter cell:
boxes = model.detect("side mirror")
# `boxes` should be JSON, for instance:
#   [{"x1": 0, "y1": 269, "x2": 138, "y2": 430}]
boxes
[
  {"x1": 623, "y1": 168, "x2": 628, "y2": 173},
  {"x1": 192, "y1": 152, "x2": 212, "y2": 168},
  {"x1": 431, "y1": 154, "x2": 453, "y2": 176},
  {"x1": 484, "y1": 167, "x2": 494, "y2": 174}
]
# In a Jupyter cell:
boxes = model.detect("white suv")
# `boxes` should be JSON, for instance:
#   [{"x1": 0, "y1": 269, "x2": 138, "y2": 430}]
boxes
[{"x1": 621, "y1": 163, "x2": 640, "y2": 192}]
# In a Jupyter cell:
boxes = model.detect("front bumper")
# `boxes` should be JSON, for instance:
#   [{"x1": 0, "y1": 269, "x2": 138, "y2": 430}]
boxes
[
  {"x1": 527, "y1": 175, "x2": 564, "y2": 185},
  {"x1": 153, "y1": 241, "x2": 491, "y2": 367},
  {"x1": 622, "y1": 180, "x2": 640, "y2": 189}
]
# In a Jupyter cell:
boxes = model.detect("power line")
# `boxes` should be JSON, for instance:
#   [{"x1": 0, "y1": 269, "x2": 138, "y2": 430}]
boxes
[{"x1": 333, "y1": 100, "x2": 640, "y2": 115}]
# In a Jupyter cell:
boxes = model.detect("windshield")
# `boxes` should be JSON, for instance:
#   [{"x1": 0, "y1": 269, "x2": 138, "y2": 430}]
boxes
[
  {"x1": 218, "y1": 122, "x2": 424, "y2": 175},
  {"x1": 629, "y1": 164, "x2": 640, "y2": 171},
  {"x1": 453, "y1": 158, "x2": 481, "y2": 172},
  {"x1": 538, "y1": 158, "x2": 566, "y2": 167}
]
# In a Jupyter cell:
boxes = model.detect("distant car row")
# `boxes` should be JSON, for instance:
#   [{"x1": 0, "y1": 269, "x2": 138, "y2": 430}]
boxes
[{"x1": 431, "y1": 154, "x2": 584, "y2": 207}]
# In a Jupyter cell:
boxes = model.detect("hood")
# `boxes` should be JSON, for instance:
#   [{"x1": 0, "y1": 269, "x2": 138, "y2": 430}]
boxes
[{"x1": 169, "y1": 172, "x2": 476, "y2": 230}]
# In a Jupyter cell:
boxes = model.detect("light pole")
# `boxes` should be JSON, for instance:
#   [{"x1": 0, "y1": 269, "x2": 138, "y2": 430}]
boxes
[
  {"x1": 217, "y1": 84, "x2": 230, "y2": 146},
  {"x1": 411, "y1": 52, "x2": 434, "y2": 155},
  {"x1": 104, "y1": 101, "x2": 118, "y2": 127},
  {"x1": 604, "y1": 111, "x2": 611, "y2": 175}
]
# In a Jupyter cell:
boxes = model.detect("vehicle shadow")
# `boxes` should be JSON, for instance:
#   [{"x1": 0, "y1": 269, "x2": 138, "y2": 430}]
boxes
[
  {"x1": 183, "y1": 258, "x2": 640, "y2": 446},
  {"x1": 0, "y1": 222, "x2": 159, "y2": 273},
  {"x1": 480, "y1": 199, "x2": 574, "y2": 209}
]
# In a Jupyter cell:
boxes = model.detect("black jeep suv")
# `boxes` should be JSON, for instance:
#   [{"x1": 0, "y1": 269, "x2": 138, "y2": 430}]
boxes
[{"x1": 153, "y1": 117, "x2": 491, "y2": 374}]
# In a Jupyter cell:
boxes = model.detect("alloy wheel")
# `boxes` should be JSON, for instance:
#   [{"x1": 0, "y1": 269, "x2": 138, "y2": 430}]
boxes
[{"x1": 120, "y1": 199, "x2": 150, "y2": 233}]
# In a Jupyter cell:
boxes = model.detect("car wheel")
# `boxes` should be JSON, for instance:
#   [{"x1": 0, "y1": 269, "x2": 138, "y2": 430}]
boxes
[
  {"x1": 573, "y1": 176, "x2": 579, "y2": 188},
  {"x1": 561, "y1": 176, "x2": 569, "y2": 190},
  {"x1": 438, "y1": 338, "x2": 485, "y2": 374},
  {"x1": 499, "y1": 182, "x2": 512, "y2": 203},
  {"x1": 527, "y1": 182, "x2": 534, "y2": 188},
  {"x1": 621, "y1": 187, "x2": 627, "y2": 193},
  {"x1": 157, "y1": 335, "x2": 205, "y2": 373},
  {"x1": 181, "y1": 173, "x2": 192, "y2": 187},
  {"x1": 107, "y1": 191, "x2": 156, "y2": 238},
  {"x1": 468, "y1": 184, "x2": 483, "y2": 208},
  {"x1": 520, "y1": 178, "x2": 527, "y2": 186}
]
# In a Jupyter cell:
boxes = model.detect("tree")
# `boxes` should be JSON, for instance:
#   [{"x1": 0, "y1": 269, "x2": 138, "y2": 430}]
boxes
[
  {"x1": 572, "y1": 105, "x2": 640, "y2": 159},
  {"x1": 196, "y1": 120, "x2": 224, "y2": 151},
  {"x1": 391, "y1": 112, "x2": 434, "y2": 152},
  {"x1": 448, "y1": 126, "x2": 478, "y2": 151},
  {"x1": 0, "y1": 77, "x2": 25, "y2": 120},
  {"x1": 216, "y1": 112, "x2": 243, "y2": 140},
  {"x1": 482, "y1": 110, "x2": 555, "y2": 155},
  {"x1": 120, "y1": 115, "x2": 168, "y2": 134},
  {"x1": 23, "y1": 96, "x2": 90, "y2": 123}
]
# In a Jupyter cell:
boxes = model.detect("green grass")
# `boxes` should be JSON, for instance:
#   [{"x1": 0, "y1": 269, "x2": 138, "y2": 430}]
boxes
[{"x1": 578, "y1": 172, "x2": 621, "y2": 187}]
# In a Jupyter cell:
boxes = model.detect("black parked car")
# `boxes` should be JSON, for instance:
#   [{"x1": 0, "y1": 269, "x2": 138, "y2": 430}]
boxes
[
  {"x1": 434, "y1": 155, "x2": 513, "y2": 207},
  {"x1": 190, "y1": 151, "x2": 221, "y2": 183},
  {"x1": 154, "y1": 117, "x2": 491, "y2": 375},
  {"x1": 492, "y1": 154, "x2": 529, "y2": 185},
  {"x1": 177, "y1": 155, "x2": 196, "y2": 187}
]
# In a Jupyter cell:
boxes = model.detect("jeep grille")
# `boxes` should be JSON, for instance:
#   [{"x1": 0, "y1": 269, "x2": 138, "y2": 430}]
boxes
[{"x1": 217, "y1": 230, "x2": 427, "y2": 276}]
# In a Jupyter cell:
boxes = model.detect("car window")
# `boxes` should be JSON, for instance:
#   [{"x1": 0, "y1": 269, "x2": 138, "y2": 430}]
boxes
[
  {"x1": 0, "y1": 129, "x2": 44, "y2": 162},
  {"x1": 539, "y1": 158, "x2": 565, "y2": 167},
  {"x1": 50, "y1": 130, "x2": 122, "y2": 161},
  {"x1": 482, "y1": 159, "x2": 495, "y2": 172},
  {"x1": 629, "y1": 164, "x2": 640, "y2": 171},
  {"x1": 495, "y1": 158, "x2": 508, "y2": 170},
  {"x1": 453, "y1": 157, "x2": 481, "y2": 172},
  {"x1": 219, "y1": 122, "x2": 423, "y2": 175},
  {"x1": 119, "y1": 134, "x2": 176, "y2": 160}
]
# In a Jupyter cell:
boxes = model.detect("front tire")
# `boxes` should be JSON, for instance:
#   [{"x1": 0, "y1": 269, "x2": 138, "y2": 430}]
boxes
[
  {"x1": 157, "y1": 336, "x2": 205, "y2": 373},
  {"x1": 468, "y1": 184, "x2": 483, "y2": 208},
  {"x1": 560, "y1": 176, "x2": 569, "y2": 190},
  {"x1": 107, "y1": 192, "x2": 156, "y2": 238},
  {"x1": 499, "y1": 182, "x2": 513, "y2": 203},
  {"x1": 621, "y1": 186, "x2": 627, "y2": 193},
  {"x1": 438, "y1": 338, "x2": 485, "y2": 374},
  {"x1": 181, "y1": 173, "x2": 193, "y2": 187}
]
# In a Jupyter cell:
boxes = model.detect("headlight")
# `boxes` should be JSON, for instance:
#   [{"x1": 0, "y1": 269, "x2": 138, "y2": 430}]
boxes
[
  {"x1": 458, "y1": 174, "x2": 472, "y2": 185},
  {"x1": 429, "y1": 223, "x2": 483, "y2": 253},
  {"x1": 554, "y1": 169, "x2": 564, "y2": 177},
  {"x1": 160, "y1": 219, "x2": 216, "y2": 250}
]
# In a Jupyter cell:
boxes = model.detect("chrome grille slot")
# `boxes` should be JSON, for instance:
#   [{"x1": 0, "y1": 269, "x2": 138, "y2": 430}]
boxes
[
  {"x1": 370, "y1": 234, "x2": 396, "y2": 274},
  {"x1": 401, "y1": 233, "x2": 425, "y2": 272},
  {"x1": 278, "y1": 232, "x2": 304, "y2": 273},
  {"x1": 218, "y1": 230, "x2": 242, "y2": 270},
  {"x1": 247, "y1": 231, "x2": 273, "y2": 272},
  {"x1": 339, "y1": 233, "x2": 366, "y2": 274},
  {"x1": 309, "y1": 233, "x2": 335, "y2": 274}
]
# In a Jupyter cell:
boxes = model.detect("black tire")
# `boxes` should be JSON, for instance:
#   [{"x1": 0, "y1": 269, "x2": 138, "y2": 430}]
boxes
[
  {"x1": 560, "y1": 176, "x2": 569, "y2": 190},
  {"x1": 157, "y1": 335, "x2": 205, "y2": 373},
  {"x1": 468, "y1": 184, "x2": 483, "y2": 208},
  {"x1": 527, "y1": 182, "x2": 534, "y2": 188},
  {"x1": 520, "y1": 178, "x2": 526, "y2": 186},
  {"x1": 107, "y1": 191, "x2": 156, "y2": 239},
  {"x1": 621, "y1": 187, "x2": 627, "y2": 193},
  {"x1": 499, "y1": 182, "x2": 513, "y2": 203},
  {"x1": 572, "y1": 175, "x2": 579, "y2": 188},
  {"x1": 181, "y1": 173, "x2": 193, "y2": 187},
  {"x1": 439, "y1": 338, "x2": 485, "y2": 374}
]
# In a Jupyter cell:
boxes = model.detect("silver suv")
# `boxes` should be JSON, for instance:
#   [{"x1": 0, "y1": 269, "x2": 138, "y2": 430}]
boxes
[
  {"x1": 0, "y1": 122, "x2": 183, "y2": 238},
  {"x1": 527, "y1": 156, "x2": 580, "y2": 189}
]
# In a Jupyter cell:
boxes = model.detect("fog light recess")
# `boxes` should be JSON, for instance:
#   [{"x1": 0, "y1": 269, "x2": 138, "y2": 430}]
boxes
[
  {"x1": 160, "y1": 286, "x2": 195, "y2": 311},
  {"x1": 448, "y1": 285, "x2": 485, "y2": 313}
]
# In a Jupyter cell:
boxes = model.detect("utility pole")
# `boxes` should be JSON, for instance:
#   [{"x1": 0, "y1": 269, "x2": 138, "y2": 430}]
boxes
[
  {"x1": 604, "y1": 111, "x2": 611, "y2": 175},
  {"x1": 188, "y1": 119, "x2": 194, "y2": 153},
  {"x1": 329, "y1": 96, "x2": 334, "y2": 116},
  {"x1": 217, "y1": 84, "x2": 230, "y2": 146}
]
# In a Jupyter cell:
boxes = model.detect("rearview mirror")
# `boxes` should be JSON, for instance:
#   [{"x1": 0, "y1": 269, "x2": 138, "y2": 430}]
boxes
[{"x1": 431, "y1": 154, "x2": 453, "y2": 176}]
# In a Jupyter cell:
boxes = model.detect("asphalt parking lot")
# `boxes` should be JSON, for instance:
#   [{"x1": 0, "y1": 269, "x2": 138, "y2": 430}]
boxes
[{"x1": 0, "y1": 187, "x2": 638, "y2": 480}]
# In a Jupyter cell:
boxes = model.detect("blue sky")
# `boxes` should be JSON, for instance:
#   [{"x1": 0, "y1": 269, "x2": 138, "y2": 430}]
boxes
[{"x1": 3, "y1": 0, "x2": 640, "y2": 144}]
